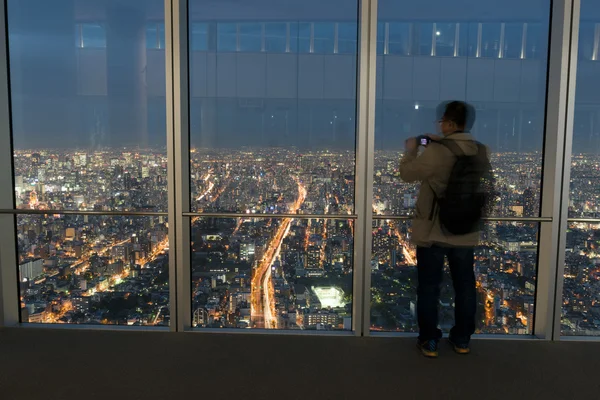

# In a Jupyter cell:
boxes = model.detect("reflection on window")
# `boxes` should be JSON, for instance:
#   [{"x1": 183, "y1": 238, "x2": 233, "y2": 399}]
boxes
[
  {"x1": 146, "y1": 22, "x2": 165, "y2": 49},
  {"x1": 191, "y1": 218, "x2": 353, "y2": 330},
  {"x1": 415, "y1": 23, "x2": 433, "y2": 56},
  {"x1": 388, "y1": 22, "x2": 411, "y2": 56},
  {"x1": 371, "y1": 221, "x2": 538, "y2": 334},
  {"x1": 265, "y1": 23, "x2": 287, "y2": 53},
  {"x1": 191, "y1": 23, "x2": 208, "y2": 51},
  {"x1": 18, "y1": 214, "x2": 169, "y2": 326},
  {"x1": 377, "y1": 22, "x2": 385, "y2": 55},
  {"x1": 503, "y1": 23, "x2": 524, "y2": 59},
  {"x1": 76, "y1": 23, "x2": 106, "y2": 48},
  {"x1": 525, "y1": 23, "x2": 545, "y2": 59},
  {"x1": 314, "y1": 23, "x2": 334, "y2": 54},
  {"x1": 338, "y1": 22, "x2": 357, "y2": 54},
  {"x1": 297, "y1": 22, "x2": 312, "y2": 53},
  {"x1": 481, "y1": 23, "x2": 501, "y2": 58},
  {"x1": 435, "y1": 23, "x2": 456, "y2": 57},
  {"x1": 217, "y1": 23, "x2": 237, "y2": 52},
  {"x1": 240, "y1": 23, "x2": 262, "y2": 52},
  {"x1": 10, "y1": 0, "x2": 168, "y2": 212}
]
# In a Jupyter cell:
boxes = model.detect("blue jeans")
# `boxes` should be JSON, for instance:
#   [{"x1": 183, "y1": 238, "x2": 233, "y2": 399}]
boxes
[{"x1": 417, "y1": 245, "x2": 476, "y2": 344}]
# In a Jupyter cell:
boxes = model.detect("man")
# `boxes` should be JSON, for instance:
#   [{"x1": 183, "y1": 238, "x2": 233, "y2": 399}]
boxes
[{"x1": 400, "y1": 100, "x2": 485, "y2": 358}]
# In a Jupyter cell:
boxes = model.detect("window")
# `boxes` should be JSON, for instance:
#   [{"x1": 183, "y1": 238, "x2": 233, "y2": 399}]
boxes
[
  {"x1": 414, "y1": 23, "x2": 433, "y2": 56},
  {"x1": 562, "y1": 0, "x2": 600, "y2": 336},
  {"x1": 377, "y1": 22, "x2": 385, "y2": 55},
  {"x1": 481, "y1": 23, "x2": 501, "y2": 58},
  {"x1": 373, "y1": 0, "x2": 551, "y2": 334},
  {"x1": 579, "y1": 21, "x2": 598, "y2": 61},
  {"x1": 8, "y1": 0, "x2": 168, "y2": 325},
  {"x1": 265, "y1": 23, "x2": 287, "y2": 53},
  {"x1": 503, "y1": 23, "x2": 524, "y2": 59},
  {"x1": 371, "y1": 221, "x2": 539, "y2": 334},
  {"x1": 189, "y1": 0, "x2": 359, "y2": 330},
  {"x1": 239, "y1": 23, "x2": 262, "y2": 52},
  {"x1": 434, "y1": 23, "x2": 457, "y2": 57},
  {"x1": 76, "y1": 23, "x2": 106, "y2": 48},
  {"x1": 191, "y1": 23, "x2": 209, "y2": 51},
  {"x1": 17, "y1": 214, "x2": 169, "y2": 325},
  {"x1": 191, "y1": 217, "x2": 353, "y2": 329},
  {"x1": 297, "y1": 22, "x2": 312, "y2": 53},
  {"x1": 525, "y1": 23, "x2": 546, "y2": 60},
  {"x1": 338, "y1": 22, "x2": 358, "y2": 54},
  {"x1": 388, "y1": 22, "x2": 411, "y2": 56},
  {"x1": 314, "y1": 23, "x2": 335, "y2": 54},
  {"x1": 146, "y1": 22, "x2": 166, "y2": 49},
  {"x1": 217, "y1": 23, "x2": 237, "y2": 52}
]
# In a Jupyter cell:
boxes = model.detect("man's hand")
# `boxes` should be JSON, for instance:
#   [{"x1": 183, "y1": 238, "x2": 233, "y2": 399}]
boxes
[{"x1": 405, "y1": 137, "x2": 418, "y2": 152}]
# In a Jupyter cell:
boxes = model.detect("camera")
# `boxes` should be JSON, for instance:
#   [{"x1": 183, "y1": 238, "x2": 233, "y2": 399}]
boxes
[{"x1": 416, "y1": 135, "x2": 431, "y2": 147}]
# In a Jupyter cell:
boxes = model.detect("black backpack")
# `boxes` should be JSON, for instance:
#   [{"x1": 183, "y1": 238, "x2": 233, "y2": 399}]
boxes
[{"x1": 431, "y1": 139, "x2": 495, "y2": 235}]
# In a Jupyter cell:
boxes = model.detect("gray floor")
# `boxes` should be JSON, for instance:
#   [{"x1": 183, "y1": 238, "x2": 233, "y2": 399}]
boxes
[{"x1": 1, "y1": 328, "x2": 599, "y2": 400}]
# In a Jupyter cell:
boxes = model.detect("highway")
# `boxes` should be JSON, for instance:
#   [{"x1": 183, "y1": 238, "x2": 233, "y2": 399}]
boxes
[
  {"x1": 392, "y1": 225, "x2": 416, "y2": 266},
  {"x1": 251, "y1": 178, "x2": 307, "y2": 328}
]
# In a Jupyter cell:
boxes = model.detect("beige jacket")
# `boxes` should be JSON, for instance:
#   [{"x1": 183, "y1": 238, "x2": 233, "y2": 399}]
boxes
[{"x1": 399, "y1": 133, "x2": 482, "y2": 248}]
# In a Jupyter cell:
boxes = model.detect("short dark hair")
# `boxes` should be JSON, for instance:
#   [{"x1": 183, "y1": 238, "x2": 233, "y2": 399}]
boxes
[{"x1": 437, "y1": 101, "x2": 476, "y2": 132}]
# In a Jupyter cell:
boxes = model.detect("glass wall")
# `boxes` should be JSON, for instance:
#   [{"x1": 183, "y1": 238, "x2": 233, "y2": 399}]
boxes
[
  {"x1": 371, "y1": 0, "x2": 551, "y2": 333},
  {"x1": 7, "y1": 0, "x2": 168, "y2": 325},
  {"x1": 562, "y1": 0, "x2": 600, "y2": 336},
  {"x1": 0, "y1": 0, "x2": 595, "y2": 339},
  {"x1": 371, "y1": 220, "x2": 538, "y2": 334},
  {"x1": 17, "y1": 214, "x2": 169, "y2": 325},
  {"x1": 188, "y1": 0, "x2": 358, "y2": 330},
  {"x1": 191, "y1": 217, "x2": 354, "y2": 329}
]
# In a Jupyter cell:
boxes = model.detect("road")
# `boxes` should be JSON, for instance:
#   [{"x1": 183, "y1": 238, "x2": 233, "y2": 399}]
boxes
[
  {"x1": 251, "y1": 178, "x2": 307, "y2": 328},
  {"x1": 392, "y1": 225, "x2": 416, "y2": 266}
]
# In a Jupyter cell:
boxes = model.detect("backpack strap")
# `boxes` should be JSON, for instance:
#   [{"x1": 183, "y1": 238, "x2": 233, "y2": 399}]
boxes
[
  {"x1": 438, "y1": 139, "x2": 465, "y2": 157},
  {"x1": 426, "y1": 139, "x2": 466, "y2": 221}
]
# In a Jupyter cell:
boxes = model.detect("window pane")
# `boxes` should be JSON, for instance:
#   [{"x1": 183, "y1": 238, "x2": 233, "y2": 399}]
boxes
[
  {"x1": 525, "y1": 23, "x2": 546, "y2": 60},
  {"x1": 191, "y1": 217, "x2": 354, "y2": 330},
  {"x1": 146, "y1": 24, "x2": 158, "y2": 49},
  {"x1": 191, "y1": 23, "x2": 209, "y2": 51},
  {"x1": 377, "y1": 22, "x2": 385, "y2": 55},
  {"x1": 314, "y1": 23, "x2": 334, "y2": 54},
  {"x1": 18, "y1": 214, "x2": 169, "y2": 326},
  {"x1": 189, "y1": 3, "x2": 358, "y2": 216},
  {"x1": 338, "y1": 22, "x2": 357, "y2": 54},
  {"x1": 8, "y1": 0, "x2": 168, "y2": 213},
  {"x1": 297, "y1": 22, "x2": 311, "y2": 53},
  {"x1": 265, "y1": 23, "x2": 287, "y2": 53},
  {"x1": 579, "y1": 22, "x2": 597, "y2": 61},
  {"x1": 466, "y1": 22, "x2": 479, "y2": 57},
  {"x1": 189, "y1": 1, "x2": 358, "y2": 331},
  {"x1": 217, "y1": 23, "x2": 237, "y2": 52},
  {"x1": 435, "y1": 23, "x2": 456, "y2": 57},
  {"x1": 414, "y1": 23, "x2": 433, "y2": 56},
  {"x1": 371, "y1": 221, "x2": 538, "y2": 334},
  {"x1": 503, "y1": 23, "x2": 524, "y2": 59},
  {"x1": 374, "y1": 0, "x2": 551, "y2": 336},
  {"x1": 81, "y1": 23, "x2": 106, "y2": 48},
  {"x1": 240, "y1": 23, "x2": 262, "y2": 52},
  {"x1": 563, "y1": 0, "x2": 600, "y2": 336},
  {"x1": 388, "y1": 22, "x2": 411, "y2": 56},
  {"x1": 481, "y1": 23, "x2": 501, "y2": 58},
  {"x1": 158, "y1": 23, "x2": 165, "y2": 50}
]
